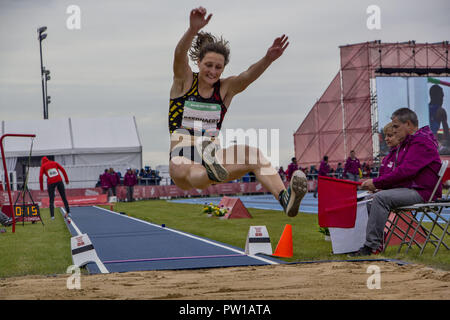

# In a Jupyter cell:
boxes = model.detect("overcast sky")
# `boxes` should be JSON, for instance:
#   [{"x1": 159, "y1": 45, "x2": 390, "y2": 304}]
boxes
[{"x1": 1, "y1": 0, "x2": 449, "y2": 169}]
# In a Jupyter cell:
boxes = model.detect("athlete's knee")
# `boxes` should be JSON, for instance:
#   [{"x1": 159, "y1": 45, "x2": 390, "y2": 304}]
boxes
[
  {"x1": 169, "y1": 166, "x2": 197, "y2": 190},
  {"x1": 169, "y1": 162, "x2": 189, "y2": 179},
  {"x1": 169, "y1": 172, "x2": 192, "y2": 189}
]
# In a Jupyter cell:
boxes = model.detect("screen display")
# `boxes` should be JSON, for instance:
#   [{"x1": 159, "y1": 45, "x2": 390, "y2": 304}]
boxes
[{"x1": 376, "y1": 76, "x2": 450, "y2": 156}]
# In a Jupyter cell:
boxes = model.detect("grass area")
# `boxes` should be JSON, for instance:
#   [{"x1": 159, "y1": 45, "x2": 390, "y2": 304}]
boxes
[
  {"x1": 0, "y1": 208, "x2": 73, "y2": 278},
  {"x1": 0, "y1": 199, "x2": 449, "y2": 278}
]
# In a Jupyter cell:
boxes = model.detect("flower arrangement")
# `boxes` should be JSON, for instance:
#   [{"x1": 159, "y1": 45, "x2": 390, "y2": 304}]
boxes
[
  {"x1": 319, "y1": 227, "x2": 330, "y2": 236},
  {"x1": 203, "y1": 203, "x2": 228, "y2": 217}
]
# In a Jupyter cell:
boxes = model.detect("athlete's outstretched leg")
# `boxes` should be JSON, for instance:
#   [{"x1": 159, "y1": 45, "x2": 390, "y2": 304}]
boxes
[
  {"x1": 169, "y1": 144, "x2": 307, "y2": 217},
  {"x1": 219, "y1": 144, "x2": 307, "y2": 217},
  {"x1": 169, "y1": 158, "x2": 211, "y2": 190}
]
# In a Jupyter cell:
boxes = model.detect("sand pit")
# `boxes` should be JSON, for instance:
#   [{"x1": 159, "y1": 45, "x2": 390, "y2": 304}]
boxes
[{"x1": 0, "y1": 261, "x2": 449, "y2": 300}]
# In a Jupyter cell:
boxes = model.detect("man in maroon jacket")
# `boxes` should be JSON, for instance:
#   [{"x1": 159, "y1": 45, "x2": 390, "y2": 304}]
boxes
[
  {"x1": 350, "y1": 108, "x2": 441, "y2": 257},
  {"x1": 39, "y1": 157, "x2": 70, "y2": 219},
  {"x1": 108, "y1": 168, "x2": 120, "y2": 196},
  {"x1": 343, "y1": 150, "x2": 361, "y2": 181},
  {"x1": 100, "y1": 169, "x2": 112, "y2": 195},
  {"x1": 124, "y1": 168, "x2": 138, "y2": 202}
]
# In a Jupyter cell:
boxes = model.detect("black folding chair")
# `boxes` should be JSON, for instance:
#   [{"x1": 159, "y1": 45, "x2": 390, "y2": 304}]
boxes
[{"x1": 384, "y1": 160, "x2": 450, "y2": 256}]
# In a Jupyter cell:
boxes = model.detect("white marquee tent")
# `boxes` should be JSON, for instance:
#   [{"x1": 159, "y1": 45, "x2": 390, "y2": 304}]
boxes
[{"x1": 0, "y1": 116, "x2": 142, "y2": 189}]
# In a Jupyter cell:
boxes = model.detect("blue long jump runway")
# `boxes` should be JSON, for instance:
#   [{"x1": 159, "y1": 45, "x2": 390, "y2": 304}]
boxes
[{"x1": 61, "y1": 206, "x2": 282, "y2": 274}]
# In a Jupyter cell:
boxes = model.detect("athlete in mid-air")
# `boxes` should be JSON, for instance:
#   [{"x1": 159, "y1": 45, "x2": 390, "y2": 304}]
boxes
[{"x1": 168, "y1": 7, "x2": 307, "y2": 217}]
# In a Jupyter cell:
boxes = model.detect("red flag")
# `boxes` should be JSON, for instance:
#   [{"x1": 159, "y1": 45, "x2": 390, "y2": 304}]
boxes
[
  {"x1": 318, "y1": 176, "x2": 361, "y2": 228},
  {"x1": 442, "y1": 167, "x2": 450, "y2": 185}
]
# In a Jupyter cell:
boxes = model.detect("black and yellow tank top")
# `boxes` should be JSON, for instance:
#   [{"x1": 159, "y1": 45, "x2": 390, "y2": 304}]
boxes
[{"x1": 169, "y1": 73, "x2": 228, "y2": 137}]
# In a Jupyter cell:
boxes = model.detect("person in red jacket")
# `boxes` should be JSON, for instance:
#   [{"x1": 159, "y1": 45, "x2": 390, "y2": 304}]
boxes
[{"x1": 39, "y1": 157, "x2": 70, "y2": 220}]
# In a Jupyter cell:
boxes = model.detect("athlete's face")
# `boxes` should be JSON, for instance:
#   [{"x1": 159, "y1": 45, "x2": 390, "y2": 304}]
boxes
[{"x1": 198, "y1": 52, "x2": 225, "y2": 85}]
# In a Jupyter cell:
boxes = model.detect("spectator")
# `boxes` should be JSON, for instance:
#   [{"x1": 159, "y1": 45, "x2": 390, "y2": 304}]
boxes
[
  {"x1": 343, "y1": 150, "x2": 361, "y2": 182},
  {"x1": 116, "y1": 170, "x2": 123, "y2": 184},
  {"x1": 100, "y1": 169, "x2": 112, "y2": 195},
  {"x1": 278, "y1": 166, "x2": 286, "y2": 182},
  {"x1": 314, "y1": 155, "x2": 330, "y2": 198},
  {"x1": 149, "y1": 169, "x2": 162, "y2": 185},
  {"x1": 309, "y1": 165, "x2": 318, "y2": 180},
  {"x1": 123, "y1": 168, "x2": 138, "y2": 202},
  {"x1": 379, "y1": 122, "x2": 401, "y2": 177},
  {"x1": 156, "y1": 170, "x2": 162, "y2": 185},
  {"x1": 145, "y1": 166, "x2": 151, "y2": 181},
  {"x1": 301, "y1": 167, "x2": 309, "y2": 175},
  {"x1": 39, "y1": 156, "x2": 70, "y2": 220},
  {"x1": 285, "y1": 157, "x2": 298, "y2": 182},
  {"x1": 335, "y1": 162, "x2": 344, "y2": 179},
  {"x1": 362, "y1": 162, "x2": 371, "y2": 178},
  {"x1": 370, "y1": 166, "x2": 379, "y2": 178},
  {"x1": 351, "y1": 108, "x2": 441, "y2": 256},
  {"x1": 109, "y1": 168, "x2": 120, "y2": 196},
  {"x1": 138, "y1": 168, "x2": 146, "y2": 185},
  {"x1": 95, "y1": 176, "x2": 101, "y2": 188}
]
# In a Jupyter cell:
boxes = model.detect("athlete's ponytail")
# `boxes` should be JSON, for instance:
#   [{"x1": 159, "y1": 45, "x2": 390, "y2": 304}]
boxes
[{"x1": 189, "y1": 32, "x2": 230, "y2": 66}]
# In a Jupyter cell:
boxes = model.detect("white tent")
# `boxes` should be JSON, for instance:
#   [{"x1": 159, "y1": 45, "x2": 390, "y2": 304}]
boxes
[{"x1": 1, "y1": 116, "x2": 142, "y2": 189}]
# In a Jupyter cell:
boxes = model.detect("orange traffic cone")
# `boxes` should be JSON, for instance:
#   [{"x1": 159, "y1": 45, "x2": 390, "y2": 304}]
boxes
[{"x1": 273, "y1": 224, "x2": 293, "y2": 257}]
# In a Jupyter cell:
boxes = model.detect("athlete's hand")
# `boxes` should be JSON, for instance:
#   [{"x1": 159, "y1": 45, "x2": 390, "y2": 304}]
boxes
[
  {"x1": 265, "y1": 35, "x2": 289, "y2": 62},
  {"x1": 189, "y1": 7, "x2": 212, "y2": 32}
]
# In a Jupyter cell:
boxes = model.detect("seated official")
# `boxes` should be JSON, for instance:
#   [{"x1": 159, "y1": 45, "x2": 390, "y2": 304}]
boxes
[{"x1": 350, "y1": 108, "x2": 441, "y2": 257}]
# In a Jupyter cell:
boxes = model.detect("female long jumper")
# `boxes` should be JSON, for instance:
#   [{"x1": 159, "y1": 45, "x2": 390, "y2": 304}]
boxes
[{"x1": 168, "y1": 7, "x2": 307, "y2": 217}]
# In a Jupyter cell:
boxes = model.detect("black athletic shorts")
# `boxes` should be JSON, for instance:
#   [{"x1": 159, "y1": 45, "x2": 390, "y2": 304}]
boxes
[{"x1": 169, "y1": 145, "x2": 205, "y2": 165}]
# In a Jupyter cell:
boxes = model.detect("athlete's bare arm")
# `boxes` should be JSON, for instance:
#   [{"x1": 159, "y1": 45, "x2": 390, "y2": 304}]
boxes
[{"x1": 171, "y1": 7, "x2": 212, "y2": 98}]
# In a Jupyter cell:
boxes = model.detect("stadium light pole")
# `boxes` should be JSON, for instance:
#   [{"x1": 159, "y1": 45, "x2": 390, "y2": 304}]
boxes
[
  {"x1": 44, "y1": 68, "x2": 51, "y2": 118},
  {"x1": 37, "y1": 26, "x2": 49, "y2": 119}
]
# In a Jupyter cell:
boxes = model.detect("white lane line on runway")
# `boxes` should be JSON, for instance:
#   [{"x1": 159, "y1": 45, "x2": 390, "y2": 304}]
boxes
[
  {"x1": 60, "y1": 208, "x2": 110, "y2": 274},
  {"x1": 60, "y1": 207, "x2": 82, "y2": 236}
]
